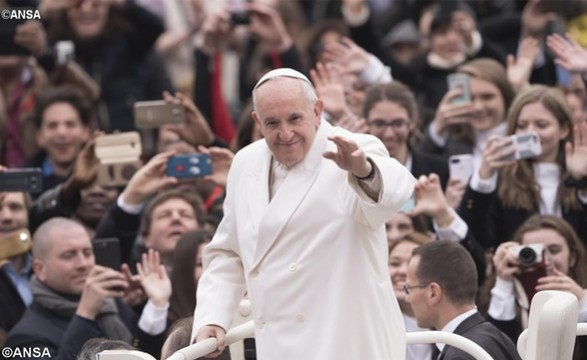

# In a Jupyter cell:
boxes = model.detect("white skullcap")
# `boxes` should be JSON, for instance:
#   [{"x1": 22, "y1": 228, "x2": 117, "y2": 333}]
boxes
[{"x1": 253, "y1": 68, "x2": 312, "y2": 91}]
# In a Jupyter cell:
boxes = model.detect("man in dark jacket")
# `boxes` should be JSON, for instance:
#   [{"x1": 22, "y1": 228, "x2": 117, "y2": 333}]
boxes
[
  {"x1": 406, "y1": 240, "x2": 521, "y2": 360},
  {"x1": 5, "y1": 217, "x2": 142, "y2": 360}
]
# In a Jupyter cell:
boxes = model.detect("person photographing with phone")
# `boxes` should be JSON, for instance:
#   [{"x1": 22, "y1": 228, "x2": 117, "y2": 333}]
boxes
[
  {"x1": 459, "y1": 85, "x2": 587, "y2": 251},
  {"x1": 487, "y1": 215, "x2": 587, "y2": 357}
]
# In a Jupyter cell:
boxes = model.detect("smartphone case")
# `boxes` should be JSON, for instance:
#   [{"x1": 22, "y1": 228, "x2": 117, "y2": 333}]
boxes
[
  {"x1": 134, "y1": 100, "x2": 185, "y2": 129},
  {"x1": 0, "y1": 229, "x2": 31, "y2": 261},
  {"x1": 95, "y1": 132, "x2": 143, "y2": 187},
  {"x1": 447, "y1": 73, "x2": 472, "y2": 105},
  {"x1": 0, "y1": 168, "x2": 42, "y2": 193},
  {"x1": 167, "y1": 153, "x2": 213, "y2": 178},
  {"x1": 448, "y1": 154, "x2": 474, "y2": 183},
  {"x1": 503, "y1": 132, "x2": 542, "y2": 161},
  {"x1": 93, "y1": 238, "x2": 122, "y2": 271}
]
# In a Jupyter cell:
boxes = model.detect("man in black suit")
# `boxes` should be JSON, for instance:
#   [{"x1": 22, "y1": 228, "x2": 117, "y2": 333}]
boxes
[{"x1": 406, "y1": 240, "x2": 520, "y2": 360}]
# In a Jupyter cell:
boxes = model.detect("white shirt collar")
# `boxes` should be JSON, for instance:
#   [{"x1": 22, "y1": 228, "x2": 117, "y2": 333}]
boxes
[{"x1": 436, "y1": 308, "x2": 478, "y2": 352}]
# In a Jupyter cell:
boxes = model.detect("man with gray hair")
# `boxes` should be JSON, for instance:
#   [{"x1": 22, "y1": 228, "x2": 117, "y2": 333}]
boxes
[{"x1": 193, "y1": 68, "x2": 416, "y2": 359}]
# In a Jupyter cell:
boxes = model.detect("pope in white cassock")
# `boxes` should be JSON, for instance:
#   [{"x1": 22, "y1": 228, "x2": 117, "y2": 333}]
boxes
[{"x1": 192, "y1": 68, "x2": 416, "y2": 360}]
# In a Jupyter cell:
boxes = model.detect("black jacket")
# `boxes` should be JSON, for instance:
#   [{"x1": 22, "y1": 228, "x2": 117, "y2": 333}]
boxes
[
  {"x1": 459, "y1": 185, "x2": 587, "y2": 250},
  {"x1": 411, "y1": 149, "x2": 449, "y2": 190},
  {"x1": 438, "y1": 312, "x2": 520, "y2": 360},
  {"x1": 5, "y1": 300, "x2": 163, "y2": 360},
  {"x1": 0, "y1": 266, "x2": 27, "y2": 334}
]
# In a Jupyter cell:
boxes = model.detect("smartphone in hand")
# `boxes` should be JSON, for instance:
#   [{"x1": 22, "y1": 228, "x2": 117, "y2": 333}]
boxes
[
  {"x1": 134, "y1": 100, "x2": 185, "y2": 129},
  {"x1": 447, "y1": 73, "x2": 472, "y2": 106},
  {"x1": 167, "y1": 153, "x2": 213, "y2": 178},
  {"x1": 448, "y1": 154, "x2": 474, "y2": 183},
  {"x1": 501, "y1": 132, "x2": 542, "y2": 161},
  {"x1": 0, "y1": 168, "x2": 42, "y2": 193}
]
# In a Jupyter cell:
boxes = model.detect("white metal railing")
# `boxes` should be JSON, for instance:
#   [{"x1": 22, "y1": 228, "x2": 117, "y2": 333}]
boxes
[{"x1": 167, "y1": 321, "x2": 255, "y2": 360}]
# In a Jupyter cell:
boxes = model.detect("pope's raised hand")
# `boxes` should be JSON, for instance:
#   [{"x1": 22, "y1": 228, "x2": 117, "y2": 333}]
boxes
[{"x1": 323, "y1": 135, "x2": 372, "y2": 178}]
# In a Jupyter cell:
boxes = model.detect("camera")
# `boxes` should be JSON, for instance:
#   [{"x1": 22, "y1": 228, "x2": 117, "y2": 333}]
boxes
[
  {"x1": 509, "y1": 244, "x2": 547, "y2": 302},
  {"x1": 501, "y1": 132, "x2": 542, "y2": 161},
  {"x1": 509, "y1": 244, "x2": 545, "y2": 267},
  {"x1": 230, "y1": 11, "x2": 250, "y2": 26},
  {"x1": 0, "y1": 168, "x2": 42, "y2": 193}
]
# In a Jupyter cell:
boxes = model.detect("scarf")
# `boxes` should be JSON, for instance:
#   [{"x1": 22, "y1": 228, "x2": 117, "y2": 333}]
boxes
[{"x1": 30, "y1": 276, "x2": 133, "y2": 343}]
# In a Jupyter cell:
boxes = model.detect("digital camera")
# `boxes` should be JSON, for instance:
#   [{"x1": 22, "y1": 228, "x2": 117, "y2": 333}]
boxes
[
  {"x1": 509, "y1": 244, "x2": 547, "y2": 302},
  {"x1": 509, "y1": 244, "x2": 545, "y2": 267}
]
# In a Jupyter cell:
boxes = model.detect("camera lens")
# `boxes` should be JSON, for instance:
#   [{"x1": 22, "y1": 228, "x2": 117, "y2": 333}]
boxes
[{"x1": 518, "y1": 247, "x2": 537, "y2": 265}]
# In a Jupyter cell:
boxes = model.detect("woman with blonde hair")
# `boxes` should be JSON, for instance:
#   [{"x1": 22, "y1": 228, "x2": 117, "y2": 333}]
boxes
[{"x1": 459, "y1": 85, "x2": 587, "y2": 251}]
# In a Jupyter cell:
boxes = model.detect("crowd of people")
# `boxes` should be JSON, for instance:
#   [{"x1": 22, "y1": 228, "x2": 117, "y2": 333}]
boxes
[{"x1": 2, "y1": 0, "x2": 587, "y2": 359}]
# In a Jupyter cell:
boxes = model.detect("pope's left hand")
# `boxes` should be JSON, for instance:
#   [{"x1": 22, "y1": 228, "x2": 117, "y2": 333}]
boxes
[{"x1": 323, "y1": 135, "x2": 372, "y2": 178}]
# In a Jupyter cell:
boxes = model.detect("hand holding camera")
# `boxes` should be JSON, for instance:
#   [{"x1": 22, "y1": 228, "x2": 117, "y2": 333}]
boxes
[
  {"x1": 247, "y1": 2, "x2": 293, "y2": 51},
  {"x1": 493, "y1": 241, "x2": 523, "y2": 282},
  {"x1": 536, "y1": 268, "x2": 585, "y2": 302},
  {"x1": 197, "y1": 10, "x2": 232, "y2": 56},
  {"x1": 161, "y1": 91, "x2": 215, "y2": 147}
]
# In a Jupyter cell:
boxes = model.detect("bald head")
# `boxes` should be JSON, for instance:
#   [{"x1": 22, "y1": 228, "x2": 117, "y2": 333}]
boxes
[{"x1": 32, "y1": 217, "x2": 89, "y2": 260}]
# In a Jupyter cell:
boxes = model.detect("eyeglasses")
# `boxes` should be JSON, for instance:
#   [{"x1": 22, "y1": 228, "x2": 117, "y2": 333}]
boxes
[
  {"x1": 368, "y1": 119, "x2": 409, "y2": 131},
  {"x1": 403, "y1": 283, "x2": 429, "y2": 295}
]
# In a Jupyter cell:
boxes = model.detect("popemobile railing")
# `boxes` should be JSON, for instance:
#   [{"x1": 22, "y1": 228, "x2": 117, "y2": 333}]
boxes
[{"x1": 97, "y1": 291, "x2": 584, "y2": 360}]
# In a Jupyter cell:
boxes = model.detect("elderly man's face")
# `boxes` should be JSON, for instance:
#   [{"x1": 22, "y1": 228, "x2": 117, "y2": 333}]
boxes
[{"x1": 253, "y1": 78, "x2": 323, "y2": 167}]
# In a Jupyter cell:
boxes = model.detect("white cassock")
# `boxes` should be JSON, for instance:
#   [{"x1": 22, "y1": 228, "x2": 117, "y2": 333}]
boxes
[{"x1": 193, "y1": 120, "x2": 416, "y2": 360}]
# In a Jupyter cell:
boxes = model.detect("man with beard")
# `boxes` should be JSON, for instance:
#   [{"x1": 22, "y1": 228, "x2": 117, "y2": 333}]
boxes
[{"x1": 27, "y1": 86, "x2": 91, "y2": 195}]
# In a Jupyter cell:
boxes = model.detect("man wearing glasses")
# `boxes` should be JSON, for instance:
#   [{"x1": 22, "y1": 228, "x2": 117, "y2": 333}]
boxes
[{"x1": 405, "y1": 240, "x2": 520, "y2": 360}]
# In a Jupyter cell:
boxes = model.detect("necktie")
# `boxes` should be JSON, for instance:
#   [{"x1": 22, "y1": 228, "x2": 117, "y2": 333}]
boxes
[{"x1": 432, "y1": 343, "x2": 441, "y2": 360}]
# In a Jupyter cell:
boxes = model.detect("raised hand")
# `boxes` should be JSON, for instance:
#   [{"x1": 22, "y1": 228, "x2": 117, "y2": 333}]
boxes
[
  {"x1": 197, "y1": 145, "x2": 234, "y2": 188},
  {"x1": 323, "y1": 135, "x2": 372, "y2": 178},
  {"x1": 76, "y1": 265, "x2": 128, "y2": 320},
  {"x1": 444, "y1": 178, "x2": 467, "y2": 210},
  {"x1": 492, "y1": 242, "x2": 521, "y2": 282},
  {"x1": 310, "y1": 62, "x2": 349, "y2": 120},
  {"x1": 565, "y1": 122, "x2": 587, "y2": 179},
  {"x1": 411, "y1": 174, "x2": 454, "y2": 226},
  {"x1": 120, "y1": 263, "x2": 147, "y2": 307},
  {"x1": 14, "y1": 20, "x2": 48, "y2": 58},
  {"x1": 547, "y1": 33, "x2": 587, "y2": 75},
  {"x1": 247, "y1": 2, "x2": 292, "y2": 51},
  {"x1": 137, "y1": 249, "x2": 171, "y2": 307},
  {"x1": 63, "y1": 132, "x2": 101, "y2": 193},
  {"x1": 162, "y1": 91, "x2": 215, "y2": 147},
  {"x1": 120, "y1": 150, "x2": 178, "y2": 206},
  {"x1": 431, "y1": 89, "x2": 476, "y2": 135},
  {"x1": 322, "y1": 37, "x2": 370, "y2": 77},
  {"x1": 507, "y1": 37, "x2": 539, "y2": 91},
  {"x1": 197, "y1": 10, "x2": 232, "y2": 56}
]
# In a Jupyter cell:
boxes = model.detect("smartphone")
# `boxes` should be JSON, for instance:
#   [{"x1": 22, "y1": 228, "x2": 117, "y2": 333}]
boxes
[
  {"x1": 93, "y1": 238, "x2": 122, "y2": 271},
  {"x1": 448, "y1": 154, "x2": 474, "y2": 183},
  {"x1": 0, "y1": 16, "x2": 29, "y2": 56},
  {"x1": 0, "y1": 168, "x2": 42, "y2": 193},
  {"x1": 502, "y1": 132, "x2": 542, "y2": 161},
  {"x1": 95, "y1": 132, "x2": 142, "y2": 187},
  {"x1": 55, "y1": 40, "x2": 75, "y2": 65},
  {"x1": 447, "y1": 73, "x2": 471, "y2": 105},
  {"x1": 230, "y1": 11, "x2": 250, "y2": 26},
  {"x1": 167, "y1": 153, "x2": 213, "y2": 178},
  {"x1": 134, "y1": 100, "x2": 185, "y2": 129},
  {"x1": 0, "y1": 229, "x2": 31, "y2": 261}
]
